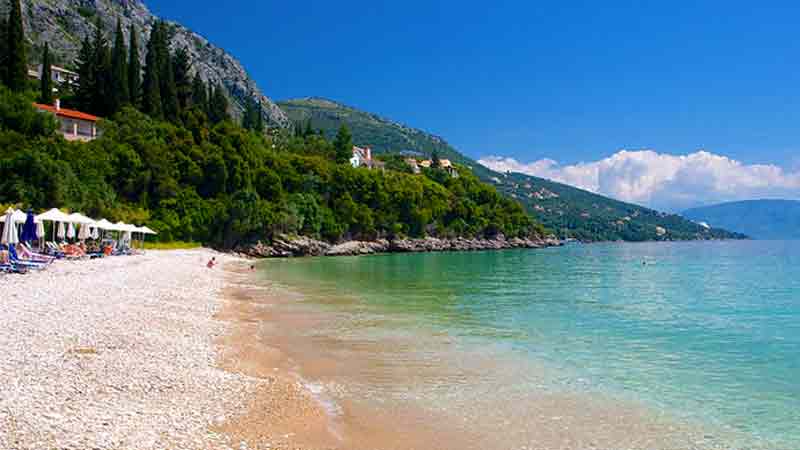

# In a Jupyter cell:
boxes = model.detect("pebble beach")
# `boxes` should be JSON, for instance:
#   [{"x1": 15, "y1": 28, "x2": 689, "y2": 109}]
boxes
[{"x1": 0, "y1": 250, "x2": 262, "y2": 450}]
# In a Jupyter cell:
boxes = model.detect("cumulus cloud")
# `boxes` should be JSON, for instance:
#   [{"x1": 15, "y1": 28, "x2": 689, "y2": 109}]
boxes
[{"x1": 479, "y1": 150, "x2": 800, "y2": 211}]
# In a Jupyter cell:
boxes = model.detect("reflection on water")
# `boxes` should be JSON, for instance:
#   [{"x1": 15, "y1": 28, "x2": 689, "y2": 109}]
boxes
[{"x1": 260, "y1": 241, "x2": 800, "y2": 449}]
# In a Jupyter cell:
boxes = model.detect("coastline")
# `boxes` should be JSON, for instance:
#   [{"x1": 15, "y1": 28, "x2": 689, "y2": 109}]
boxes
[{"x1": 236, "y1": 234, "x2": 563, "y2": 258}]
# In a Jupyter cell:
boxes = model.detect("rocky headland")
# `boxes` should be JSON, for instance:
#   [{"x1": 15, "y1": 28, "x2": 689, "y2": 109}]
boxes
[{"x1": 235, "y1": 235, "x2": 562, "y2": 258}]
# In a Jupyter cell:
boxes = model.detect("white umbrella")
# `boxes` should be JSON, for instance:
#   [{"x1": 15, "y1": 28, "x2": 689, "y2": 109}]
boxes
[
  {"x1": 1, "y1": 209, "x2": 19, "y2": 245},
  {"x1": 36, "y1": 208, "x2": 71, "y2": 223},
  {"x1": 57, "y1": 222, "x2": 66, "y2": 240},
  {"x1": 78, "y1": 223, "x2": 91, "y2": 240},
  {"x1": 0, "y1": 209, "x2": 28, "y2": 224},
  {"x1": 94, "y1": 219, "x2": 115, "y2": 230},
  {"x1": 91, "y1": 227, "x2": 100, "y2": 240},
  {"x1": 66, "y1": 222, "x2": 76, "y2": 240},
  {"x1": 67, "y1": 212, "x2": 95, "y2": 225},
  {"x1": 141, "y1": 226, "x2": 158, "y2": 235}
]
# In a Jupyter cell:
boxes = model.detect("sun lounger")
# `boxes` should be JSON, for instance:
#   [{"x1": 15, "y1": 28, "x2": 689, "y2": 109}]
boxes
[
  {"x1": 5, "y1": 246, "x2": 47, "y2": 270},
  {"x1": 19, "y1": 243, "x2": 56, "y2": 265}
]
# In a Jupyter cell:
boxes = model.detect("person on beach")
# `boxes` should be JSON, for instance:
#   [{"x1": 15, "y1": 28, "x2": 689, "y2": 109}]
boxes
[{"x1": 206, "y1": 257, "x2": 216, "y2": 269}]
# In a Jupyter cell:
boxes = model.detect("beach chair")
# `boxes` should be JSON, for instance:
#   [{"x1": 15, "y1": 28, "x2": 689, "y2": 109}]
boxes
[
  {"x1": 19, "y1": 243, "x2": 56, "y2": 265},
  {"x1": 5, "y1": 246, "x2": 47, "y2": 270},
  {"x1": 45, "y1": 242, "x2": 65, "y2": 258},
  {"x1": 0, "y1": 251, "x2": 28, "y2": 274}
]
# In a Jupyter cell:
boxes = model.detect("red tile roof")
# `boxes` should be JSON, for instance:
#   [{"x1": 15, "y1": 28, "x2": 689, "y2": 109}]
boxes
[{"x1": 33, "y1": 103, "x2": 99, "y2": 122}]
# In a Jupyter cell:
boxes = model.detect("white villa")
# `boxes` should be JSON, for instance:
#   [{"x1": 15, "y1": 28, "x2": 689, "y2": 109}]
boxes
[
  {"x1": 34, "y1": 99, "x2": 100, "y2": 142},
  {"x1": 28, "y1": 65, "x2": 80, "y2": 88},
  {"x1": 350, "y1": 146, "x2": 385, "y2": 170}
]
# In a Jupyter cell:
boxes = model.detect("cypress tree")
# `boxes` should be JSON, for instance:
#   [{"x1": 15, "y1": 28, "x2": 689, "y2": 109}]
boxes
[
  {"x1": 5, "y1": 0, "x2": 27, "y2": 91},
  {"x1": 304, "y1": 119, "x2": 313, "y2": 137},
  {"x1": 75, "y1": 35, "x2": 96, "y2": 112},
  {"x1": 333, "y1": 125, "x2": 353, "y2": 164},
  {"x1": 206, "y1": 83, "x2": 213, "y2": 117},
  {"x1": 91, "y1": 17, "x2": 111, "y2": 116},
  {"x1": 173, "y1": 47, "x2": 192, "y2": 111},
  {"x1": 39, "y1": 43, "x2": 54, "y2": 105},
  {"x1": 154, "y1": 22, "x2": 179, "y2": 122},
  {"x1": 209, "y1": 84, "x2": 229, "y2": 124},
  {"x1": 255, "y1": 99, "x2": 264, "y2": 132},
  {"x1": 141, "y1": 23, "x2": 162, "y2": 119},
  {"x1": 127, "y1": 24, "x2": 141, "y2": 107},
  {"x1": 109, "y1": 18, "x2": 129, "y2": 113},
  {"x1": 0, "y1": 18, "x2": 8, "y2": 85},
  {"x1": 191, "y1": 73, "x2": 207, "y2": 111}
]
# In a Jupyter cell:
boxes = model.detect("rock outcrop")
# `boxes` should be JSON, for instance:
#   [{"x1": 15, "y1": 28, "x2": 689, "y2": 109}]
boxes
[
  {"x1": 236, "y1": 235, "x2": 562, "y2": 258},
  {"x1": 19, "y1": 0, "x2": 288, "y2": 127}
]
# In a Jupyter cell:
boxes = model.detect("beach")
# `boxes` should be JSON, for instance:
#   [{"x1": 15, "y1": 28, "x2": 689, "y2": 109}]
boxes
[
  {"x1": 0, "y1": 250, "x2": 259, "y2": 449},
  {"x1": 1, "y1": 246, "x2": 786, "y2": 449}
]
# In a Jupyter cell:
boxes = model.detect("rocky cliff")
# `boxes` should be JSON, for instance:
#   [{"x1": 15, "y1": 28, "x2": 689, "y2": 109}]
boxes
[{"x1": 17, "y1": 0, "x2": 288, "y2": 126}]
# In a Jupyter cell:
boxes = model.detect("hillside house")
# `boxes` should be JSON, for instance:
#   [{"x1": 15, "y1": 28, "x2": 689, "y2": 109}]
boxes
[
  {"x1": 34, "y1": 100, "x2": 100, "y2": 142},
  {"x1": 350, "y1": 146, "x2": 385, "y2": 170},
  {"x1": 28, "y1": 65, "x2": 80, "y2": 89},
  {"x1": 416, "y1": 158, "x2": 459, "y2": 177}
]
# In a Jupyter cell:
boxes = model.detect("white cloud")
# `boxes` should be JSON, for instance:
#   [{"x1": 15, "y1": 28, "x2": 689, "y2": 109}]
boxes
[{"x1": 479, "y1": 150, "x2": 800, "y2": 211}]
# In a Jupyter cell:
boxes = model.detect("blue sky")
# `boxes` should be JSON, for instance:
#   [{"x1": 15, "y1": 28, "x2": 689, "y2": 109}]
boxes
[{"x1": 147, "y1": 0, "x2": 800, "y2": 209}]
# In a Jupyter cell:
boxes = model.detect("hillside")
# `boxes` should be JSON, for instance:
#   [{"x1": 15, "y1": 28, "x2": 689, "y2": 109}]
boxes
[
  {"x1": 684, "y1": 200, "x2": 800, "y2": 240},
  {"x1": 279, "y1": 97, "x2": 745, "y2": 242},
  {"x1": 14, "y1": 0, "x2": 288, "y2": 126}
]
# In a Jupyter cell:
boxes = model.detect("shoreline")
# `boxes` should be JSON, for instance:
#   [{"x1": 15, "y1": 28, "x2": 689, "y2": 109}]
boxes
[
  {"x1": 0, "y1": 248, "x2": 763, "y2": 449},
  {"x1": 235, "y1": 234, "x2": 563, "y2": 258},
  {"x1": 215, "y1": 256, "x2": 747, "y2": 450}
]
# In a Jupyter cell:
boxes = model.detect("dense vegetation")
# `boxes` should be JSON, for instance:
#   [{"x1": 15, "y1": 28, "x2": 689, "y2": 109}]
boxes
[
  {"x1": 684, "y1": 200, "x2": 800, "y2": 240},
  {"x1": 280, "y1": 97, "x2": 746, "y2": 242},
  {"x1": 0, "y1": 89, "x2": 543, "y2": 247}
]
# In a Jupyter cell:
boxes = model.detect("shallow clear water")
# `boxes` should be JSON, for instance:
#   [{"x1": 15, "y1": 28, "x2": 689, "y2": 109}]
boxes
[{"x1": 262, "y1": 241, "x2": 800, "y2": 449}]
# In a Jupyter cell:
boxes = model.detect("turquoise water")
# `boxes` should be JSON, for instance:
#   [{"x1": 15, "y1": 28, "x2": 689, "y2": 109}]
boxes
[{"x1": 262, "y1": 241, "x2": 800, "y2": 449}]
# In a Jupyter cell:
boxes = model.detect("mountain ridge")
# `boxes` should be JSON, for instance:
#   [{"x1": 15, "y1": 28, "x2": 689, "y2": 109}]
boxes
[
  {"x1": 17, "y1": 0, "x2": 289, "y2": 126},
  {"x1": 279, "y1": 97, "x2": 746, "y2": 242},
  {"x1": 684, "y1": 199, "x2": 800, "y2": 240}
]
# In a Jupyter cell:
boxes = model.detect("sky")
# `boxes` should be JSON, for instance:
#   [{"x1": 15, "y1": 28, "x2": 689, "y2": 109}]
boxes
[{"x1": 147, "y1": 0, "x2": 800, "y2": 210}]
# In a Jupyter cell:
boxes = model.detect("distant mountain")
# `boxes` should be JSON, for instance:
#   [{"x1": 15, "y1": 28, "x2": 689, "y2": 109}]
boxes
[
  {"x1": 279, "y1": 97, "x2": 745, "y2": 242},
  {"x1": 684, "y1": 200, "x2": 800, "y2": 240},
  {"x1": 16, "y1": 0, "x2": 288, "y2": 126}
]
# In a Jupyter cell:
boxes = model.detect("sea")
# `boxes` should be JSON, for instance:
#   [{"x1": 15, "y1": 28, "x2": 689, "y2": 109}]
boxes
[{"x1": 257, "y1": 240, "x2": 800, "y2": 449}]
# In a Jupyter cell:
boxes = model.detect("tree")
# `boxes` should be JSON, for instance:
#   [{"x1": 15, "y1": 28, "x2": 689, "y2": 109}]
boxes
[
  {"x1": 303, "y1": 119, "x2": 313, "y2": 137},
  {"x1": 110, "y1": 19, "x2": 129, "y2": 113},
  {"x1": 153, "y1": 22, "x2": 179, "y2": 122},
  {"x1": 173, "y1": 47, "x2": 192, "y2": 110},
  {"x1": 127, "y1": 24, "x2": 141, "y2": 107},
  {"x1": 141, "y1": 24, "x2": 163, "y2": 119},
  {"x1": 209, "y1": 84, "x2": 229, "y2": 124},
  {"x1": 4, "y1": 0, "x2": 27, "y2": 91},
  {"x1": 431, "y1": 150, "x2": 441, "y2": 168},
  {"x1": 75, "y1": 36, "x2": 96, "y2": 112},
  {"x1": 39, "y1": 43, "x2": 54, "y2": 105},
  {"x1": 0, "y1": 18, "x2": 7, "y2": 84},
  {"x1": 242, "y1": 95, "x2": 262, "y2": 132},
  {"x1": 91, "y1": 16, "x2": 111, "y2": 116},
  {"x1": 191, "y1": 73, "x2": 207, "y2": 111},
  {"x1": 333, "y1": 125, "x2": 353, "y2": 164}
]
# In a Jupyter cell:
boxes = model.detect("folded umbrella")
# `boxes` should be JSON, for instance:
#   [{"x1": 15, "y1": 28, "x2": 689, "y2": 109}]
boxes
[
  {"x1": 57, "y1": 222, "x2": 66, "y2": 240},
  {"x1": 20, "y1": 210, "x2": 38, "y2": 242}
]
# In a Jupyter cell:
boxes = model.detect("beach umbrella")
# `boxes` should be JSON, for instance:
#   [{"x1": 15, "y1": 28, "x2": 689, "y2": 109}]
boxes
[
  {"x1": 91, "y1": 227, "x2": 100, "y2": 240},
  {"x1": 57, "y1": 222, "x2": 66, "y2": 240},
  {"x1": 66, "y1": 222, "x2": 76, "y2": 240},
  {"x1": 78, "y1": 223, "x2": 91, "y2": 241},
  {"x1": 67, "y1": 212, "x2": 95, "y2": 225},
  {"x1": 20, "y1": 210, "x2": 38, "y2": 242},
  {"x1": 0, "y1": 209, "x2": 27, "y2": 224},
  {"x1": 36, "y1": 208, "x2": 71, "y2": 223},
  {"x1": 1, "y1": 209, "x2": 19, "y2": 245}
]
